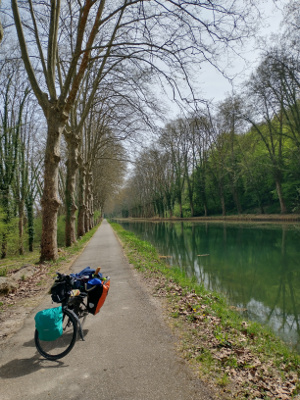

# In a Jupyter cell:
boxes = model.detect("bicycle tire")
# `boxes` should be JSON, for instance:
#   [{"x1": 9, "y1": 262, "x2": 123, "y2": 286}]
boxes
[{"x1": 34, "y1": 308, "x2": 77, "y2": 361}]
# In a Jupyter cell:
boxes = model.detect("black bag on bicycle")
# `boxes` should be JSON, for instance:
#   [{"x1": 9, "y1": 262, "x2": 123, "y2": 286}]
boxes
[{"x1": 51, "y1": 281, "x2": 67, "y2": 303}]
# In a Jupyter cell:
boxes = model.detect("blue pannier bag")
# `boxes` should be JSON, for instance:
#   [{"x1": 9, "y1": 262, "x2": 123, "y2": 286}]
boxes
[
  {"x1": 71, "y1": 266, "x2": 102, "y2": 279},
  {"x1": 70, "y1": 267, "x2": 103, "y2": 289},
  {"x1": 35, "y1": 307, "x2": 63, "y2": 341},
  {"x1": 86, "y1": 277, "x2": 102, "y2": 289}
]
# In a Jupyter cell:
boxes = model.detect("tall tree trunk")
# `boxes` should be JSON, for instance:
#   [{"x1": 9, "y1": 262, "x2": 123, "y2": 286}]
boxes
[
  {"x1": 65, "y1": 132, "x2": 79, "y2": 247},
  {"x1": 90, "y1": 191, "x2": 94, "y2": 229},
  {"x1": 232, "y1": 183, "x2": 242, "y2": 215},
  {"x1": 200, "y1": 186, "x2": 208, "y2": 217},
  {"x1": 40, "y1": 109, "x2": 65, "y2": 261},
  {"x1": 18, "y1": 148, "x2": 26, "y2": 255},
  {"x1": 179, "y1": 198, "x2": 183, "y2": 218},
  {"x1": 1, "y1": 232, "x2": 7, "y2": 259},
  {"x1": 26, "y1": 193, "x2": 34, "y2": 252},
  {"x1": 185, "y1": 158, "x2": 194, "y2": 217},
  {"x1": 275, "y1": 178, "x2": 287, "y2": 214},
  {"x1": 168, "y1": 203, "x2": 173, "y2": 218},
  {"x1": 1, "y1": 188, "x2": 9, "y2": 259},
  {"x1": 196, "y1": 166, "x2": 208, "y2": 216},
  {"x1": 88, "y1": 172, "x2": 94, "y2": 229},
  {"x1": 84, "y1": 176, "x2": 90, "y2": 233},
  {"x1": 77, "y1": 157, "x2": 86, "y2": 237},
  {"x1": 218, "y1": 182, "x2": 226, "y2": 216},
  {"x1": 186, "y1": 178, "x2": 194, "y2": 217},
  {"x1": 18, "y1": 198, "x2": 24, "y2": 255},
  {"x1": 84, "y1": 170, "x2": 92, "y2": 232}
]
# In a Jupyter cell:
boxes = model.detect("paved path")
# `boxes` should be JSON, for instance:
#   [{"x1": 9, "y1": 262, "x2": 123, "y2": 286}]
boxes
[{"x1": 0, "y1": 220, "x2": 215, "y2": 400}]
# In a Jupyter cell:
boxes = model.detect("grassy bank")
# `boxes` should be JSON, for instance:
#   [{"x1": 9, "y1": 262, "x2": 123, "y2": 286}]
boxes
[
  {"x1": 110, "y1": 221, "x2": 300, "y2": 400},
  {"x1": 0, "y1": 223, "x2": 101, "y2": 278},
  {"x1": 114, "y1": 214, "x2": 300, "y2": 223}
]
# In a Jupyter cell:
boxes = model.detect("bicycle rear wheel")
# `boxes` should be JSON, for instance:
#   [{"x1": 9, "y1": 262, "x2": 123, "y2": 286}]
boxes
[{"x1": 35, "y1": 308, "x2": 77, "y2": 360}]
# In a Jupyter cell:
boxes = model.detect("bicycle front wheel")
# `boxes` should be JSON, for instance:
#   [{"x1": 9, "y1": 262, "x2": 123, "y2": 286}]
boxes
[{"x1": 35, "y1": 308, "x2": 77, "y2": 361}]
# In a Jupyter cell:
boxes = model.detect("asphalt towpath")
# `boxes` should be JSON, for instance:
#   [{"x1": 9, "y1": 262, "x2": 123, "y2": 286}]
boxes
[{"x1": 0, "y1": 220, "x2": 216, "y2": 400}]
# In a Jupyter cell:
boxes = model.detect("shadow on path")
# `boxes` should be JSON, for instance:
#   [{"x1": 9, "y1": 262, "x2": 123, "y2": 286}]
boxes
[{"x1": 0, "y1": 355, "x2": 67, "y2": 378}]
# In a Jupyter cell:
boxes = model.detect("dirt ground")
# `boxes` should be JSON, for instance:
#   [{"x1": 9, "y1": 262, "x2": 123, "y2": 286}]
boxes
[{"x1": 0, "y1": 263, "x2": 71, "y2": 348}]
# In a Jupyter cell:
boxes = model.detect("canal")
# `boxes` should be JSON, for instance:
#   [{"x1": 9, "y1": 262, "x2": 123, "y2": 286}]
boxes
[{"x1": 117, "y1": 220, "x2": 300, "y2": 352}]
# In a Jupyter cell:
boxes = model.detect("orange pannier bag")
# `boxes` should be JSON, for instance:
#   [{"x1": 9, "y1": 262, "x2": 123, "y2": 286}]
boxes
[
  {"x1": 95, "y1": 279, "x2": 110, "y2": 315},
  {"x1": 86, "y1": 278, "x2": 110, "y2": 315}
]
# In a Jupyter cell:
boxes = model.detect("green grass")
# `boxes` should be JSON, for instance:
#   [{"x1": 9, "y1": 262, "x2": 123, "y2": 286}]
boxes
[
  {"x1": 109, "y1": 221, "x2": 300, "y2": 399},
  {"x1": 0, "y1": 223, "x2": 101, "y2": 278},
  {"x1": 0, "y1": 250, "x2": 40, "y2": 276}
]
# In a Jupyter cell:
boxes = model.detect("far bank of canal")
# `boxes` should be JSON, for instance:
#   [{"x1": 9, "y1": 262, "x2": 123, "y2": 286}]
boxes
[{"x1": 115, "y1": 219, "x2": 300, "y2": 352}]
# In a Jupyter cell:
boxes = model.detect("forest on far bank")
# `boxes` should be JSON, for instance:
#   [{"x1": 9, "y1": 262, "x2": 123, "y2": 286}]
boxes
[{"x1": 113, "y1": 50, "x2": 300, "y2": 219}]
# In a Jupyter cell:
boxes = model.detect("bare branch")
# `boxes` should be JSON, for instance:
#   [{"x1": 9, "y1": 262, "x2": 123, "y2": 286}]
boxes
[{"x1": 11, "y1": 0, "x2": 48, "y2": 112}]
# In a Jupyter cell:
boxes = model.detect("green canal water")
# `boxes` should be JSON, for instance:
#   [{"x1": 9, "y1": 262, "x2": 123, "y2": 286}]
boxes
[{"x1": 117, "y1": 220, "x2": 300, "y2": 352}]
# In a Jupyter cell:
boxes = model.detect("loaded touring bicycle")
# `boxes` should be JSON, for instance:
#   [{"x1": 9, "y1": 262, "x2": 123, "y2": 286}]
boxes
[{"x1": 34, "y1": 267, "x2": 110, "y2": 360}]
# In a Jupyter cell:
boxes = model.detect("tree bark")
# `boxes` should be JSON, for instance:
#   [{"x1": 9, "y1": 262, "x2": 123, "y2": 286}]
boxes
[
  {"x1": 77, "y1": 157, "x2": 86, "y2": 238},
  {"x1": 65, "y1": 131, "x2": 79, "y2": 247},
  {"x1": 26, "y1": 194, "x2": 34, "y2": 252},
  {"x1": 84, "y1": 170, "x2": 92, "y2": 232},
  {"x1": 219, "y1": 182, "x2": 226, "y2": 216},
  {"x1": 232, "y1": 183, "x2": 242, "y2": 215},
  {"x1": 186, "y1": 176, "x2": 194, "y2": 217},
  {"x1": 0, "y1": 188, "x2": 9, "y2": 259},
  {"x1": 40, "y1": 107, "x2": 66, "y2": 261},
  {"x1": 18, "y1": 199, "x2": 24, "y2": 255},
  {"x1": 275, "y1": 178, "x2": 287, "y2": 214},
  {"x1": 179, "y1": 198, "x2": 183, "y2": 218}
]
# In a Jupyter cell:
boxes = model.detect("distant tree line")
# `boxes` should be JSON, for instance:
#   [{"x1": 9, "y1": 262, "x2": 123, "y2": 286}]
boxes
[{"x1": 117, "y1": 45, "x2": 300, "y2": 218}]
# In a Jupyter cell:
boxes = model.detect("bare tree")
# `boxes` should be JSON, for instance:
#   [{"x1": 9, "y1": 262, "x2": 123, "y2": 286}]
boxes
[
  {"x1": 244, "y1": 57, "x2": 288, "y2": 213},
  {"x1": 93, "y1": 141, "x2": 126, "y2": 217},
  {"x1": 263, "y1": 49, "x2": 300, "y2": 152},
  {"x1": 10, "y1": 0, "x2": 261, "y2": 260},
  {"x1": 65, "y1": 58, "x2": 157, "y2": 245},
  {"x1": 159, "y1": 122, "x2": 187, "y2": 218},
  {"x1": 216, "y1": 96, "x2": 245, "y2": 214},
  {"x1": 189, "y1": 112, "x2": 212, "y2": 216},
  {"x1": 0, "y1": 63, "x2": 30, "y2": 257},
  {"x1": 11, "y1": 0, "x2": 129, "y2": 259}
]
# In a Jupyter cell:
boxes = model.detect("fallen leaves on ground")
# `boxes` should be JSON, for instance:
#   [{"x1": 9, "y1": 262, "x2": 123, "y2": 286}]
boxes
[
  {"x1": 0, "y1": 264, "x2": 53, "y2": 341},
  {"x1": 143, "y1": 271, "x2": 300, "y2": 400}
]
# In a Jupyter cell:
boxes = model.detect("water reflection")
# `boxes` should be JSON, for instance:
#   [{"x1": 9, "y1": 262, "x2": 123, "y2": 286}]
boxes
[{"x1": 118, "y1": 220, "x2": 300, "y2": 352}]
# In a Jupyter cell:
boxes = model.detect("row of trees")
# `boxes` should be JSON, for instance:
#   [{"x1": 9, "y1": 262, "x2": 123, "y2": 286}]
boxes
[
  {"x1": 0, "y1": 0, "x2": 264, "y2": 260},
  {"x1": 0, "y1": 60, "x2": 127, "y2": 258},
  {"x1": 0, "y1": 64, "x2": 40, "y2": 258},
  {"x1": 116, "y1": 45, "x2": 300, "y2": 218}
]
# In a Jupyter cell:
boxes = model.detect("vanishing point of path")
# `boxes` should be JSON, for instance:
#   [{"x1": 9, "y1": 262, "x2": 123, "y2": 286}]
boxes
[{"x1": 0, "y1": 220, "x2": 216, "y2": 400}]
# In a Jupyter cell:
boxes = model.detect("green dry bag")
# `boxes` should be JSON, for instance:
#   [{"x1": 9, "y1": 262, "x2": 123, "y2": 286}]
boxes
[{"x1": 35, "y1": 306, "x2": 63, "y2": 341}]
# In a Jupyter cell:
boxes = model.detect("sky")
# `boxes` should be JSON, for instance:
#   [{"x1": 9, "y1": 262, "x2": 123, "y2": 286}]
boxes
[
  {"x1": 201, "y1": 1, "x2": 282, "y2": 101},
  {"x1": 197, "y1": 1, "x2": 286, "y2": 103},
  {"x1": 162, "y1": 0, "x2": 287, "y2": 117}
]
